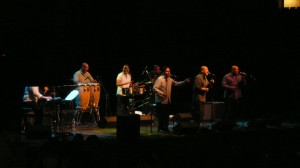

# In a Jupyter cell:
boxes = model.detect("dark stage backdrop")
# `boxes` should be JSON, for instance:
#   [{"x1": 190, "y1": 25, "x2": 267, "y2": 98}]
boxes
[{"x1": 1, "y1": 0, "x2": 300, "y2": 132}]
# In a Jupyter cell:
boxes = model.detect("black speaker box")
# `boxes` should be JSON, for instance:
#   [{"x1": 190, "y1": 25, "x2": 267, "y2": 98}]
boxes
[
  {"x1": 203, "y1": 102, "x2": 225, "y2": 120},
  {"x1": 173, "y1": 122, "x2": 198, "y2": 134},
  {"x1": 116, "y1": 114, "x2": 140, "y2": 141},
  {"x1": 174, "y1": 113, "x2": 193, "y2": 122}
]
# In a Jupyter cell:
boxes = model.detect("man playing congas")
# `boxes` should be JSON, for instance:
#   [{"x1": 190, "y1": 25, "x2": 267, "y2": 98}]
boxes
[
  {"x1": 72, "y1": 62, "x2": 100, "y2": 127},
  {"x1": 73, "y1": 62, "x2": 97, "y2": 85},
  {"x1": 73, "y1": 62, "x2": 97, "y2": 109}
]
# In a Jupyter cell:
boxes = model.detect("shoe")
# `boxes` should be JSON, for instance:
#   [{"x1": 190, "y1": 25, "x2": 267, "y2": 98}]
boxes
[
  {"x1": 158, "y1": 129, "x2": 171, "y2": 133},
  {"x1": 158, "y1": 129, "x2": 167, "y2": 133}
]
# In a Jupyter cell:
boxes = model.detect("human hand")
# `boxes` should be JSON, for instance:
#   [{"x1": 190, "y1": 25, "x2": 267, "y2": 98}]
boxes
[
  {"x1": 42, "y1": 96, "x2": 52, "y2": 101},
  {"x1": 161, "y1": 93, "x2": 168, "y2": 99},
  {"x1": 210, "y1": 79, "x2": 215, "y2": 84}
]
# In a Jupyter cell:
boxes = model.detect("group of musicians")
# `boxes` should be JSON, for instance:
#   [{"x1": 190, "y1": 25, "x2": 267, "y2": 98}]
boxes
[
  {"x1": 22, "y1": 62, "x2": 247, "y2": 133},
  {"x1": 21, "y1": 62, "x2": 164, "y2": 130}
]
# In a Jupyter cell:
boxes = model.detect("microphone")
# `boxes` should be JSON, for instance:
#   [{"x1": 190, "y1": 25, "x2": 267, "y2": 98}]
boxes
[
  {"x1": 95, "y1": 75, "x2": 100, "y2": 82},
  {"x1": 142, "y1": 66, "x2": 148, "y2": 75},
  {"x1": 239, "y1": 72, "x2": 247, "y2": 76},
  {"x1": 208, "y1": 72, "x2": 215, "y2": 76},
  {"x1": 170, "y1": 74, "x2": 177, "y2": 78}
]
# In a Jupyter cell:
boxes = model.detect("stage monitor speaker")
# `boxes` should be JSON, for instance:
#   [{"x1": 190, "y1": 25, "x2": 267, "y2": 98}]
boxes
[
  {"x1": 174, "y1": 112, "x2": 193, "y2": 122},
  {"x1": 203, "y1": 102, "x2": 225, "y2": 121},
  {"x1": 173, "y1": 113, "x2": 198, "y2": 134},
  {"x1": 116, "y1": 114, "x2": 140, "y2": 141},
  {"x1": 173, "y1": 122, "x2": 198, "y2": 134}
]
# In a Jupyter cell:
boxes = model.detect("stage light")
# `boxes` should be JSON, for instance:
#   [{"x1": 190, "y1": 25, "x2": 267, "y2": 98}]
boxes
[{"x1": 284, "y1": 0, "x2": 300, "y2": 8}]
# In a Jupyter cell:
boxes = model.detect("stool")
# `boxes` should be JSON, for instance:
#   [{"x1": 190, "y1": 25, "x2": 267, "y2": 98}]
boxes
[{"x1": 21, "y1": 107, "x2": 35, "y2": 130}]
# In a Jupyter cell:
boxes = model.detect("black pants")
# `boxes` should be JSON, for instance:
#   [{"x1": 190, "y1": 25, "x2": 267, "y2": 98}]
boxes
[
  {"x1": 116, "y1": 95, "x2": 130, "y2": 115},
  {"x1": 223, "y1": 98, "x2": 242, "y2": 124},
  {"x1": 156, "y1": 103, "x2": 171, "y2": 131},
  {"x1": 192, "y1": 100, "x2": 205, "y2": 125}
]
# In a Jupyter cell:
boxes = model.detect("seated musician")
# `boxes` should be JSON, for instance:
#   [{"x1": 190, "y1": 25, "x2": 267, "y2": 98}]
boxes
[
  {"x1": 22, "y1": 86, "x2": 52, "y2": 126},
  {"x1": 73, "y1": 62, "x2": 97, "y2": 108}
]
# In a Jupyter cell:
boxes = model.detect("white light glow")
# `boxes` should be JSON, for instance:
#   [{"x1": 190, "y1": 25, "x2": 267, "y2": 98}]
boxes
[{"x1": 65, "y1": 90, "x2": 79, "y2": 101}]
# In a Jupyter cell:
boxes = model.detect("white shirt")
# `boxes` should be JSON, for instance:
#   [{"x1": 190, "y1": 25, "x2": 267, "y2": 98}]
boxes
[
  {"x1": 116, "y1": 72, "x2": 131, "y2": 95},
  {"x1": 73, "y1": 69, "x2": 95, "y2": 84}
]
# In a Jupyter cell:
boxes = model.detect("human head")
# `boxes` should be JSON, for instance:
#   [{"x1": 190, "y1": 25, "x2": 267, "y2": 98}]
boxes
[
  {"x1": 153, "y1": 65, "x2": 161, "y2": 74},
  {"x1": 81, "y1": 62, "x2": 89, "y2": 73},
  {"x1": 162, "y1": 66, "x2": 171, "y2": 78},
  {"x1": 231, "y1": 65, "x2": 239, "y2": 75},
  {"x1": 123, "y1": 64, "x2": 130, "y2": 74},
  {"x1": 200, "y1": 66, "x2": 209, "y2": 76},
  {"x1": 43, "y1": 86, "x2": 49, "y2": 92}
]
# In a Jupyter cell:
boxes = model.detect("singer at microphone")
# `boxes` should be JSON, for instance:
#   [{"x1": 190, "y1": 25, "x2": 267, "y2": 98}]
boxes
[{"x1": 208, "y1": 72, "x2": 215, "y2": 76}]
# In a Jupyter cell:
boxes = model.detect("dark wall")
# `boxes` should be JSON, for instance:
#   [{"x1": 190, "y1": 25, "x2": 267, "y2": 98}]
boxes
[{"x1": 1, "y1": 0, "x2": 300, "y2": 132}]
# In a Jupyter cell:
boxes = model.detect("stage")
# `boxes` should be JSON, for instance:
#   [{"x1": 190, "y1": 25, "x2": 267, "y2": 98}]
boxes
[{"x1": 11, "y1": 115, "x2": 299, "y2": 168}]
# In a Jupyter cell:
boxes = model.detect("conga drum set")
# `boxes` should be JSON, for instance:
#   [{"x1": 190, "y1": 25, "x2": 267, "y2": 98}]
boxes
[{"x1": 74, "y1": 82, "x2": 101, "y2": 127}]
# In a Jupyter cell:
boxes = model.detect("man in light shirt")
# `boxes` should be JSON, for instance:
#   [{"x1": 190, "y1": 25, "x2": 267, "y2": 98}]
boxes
[{"x1": 116, "y1": 64, "x2": 132, "y2": 115}]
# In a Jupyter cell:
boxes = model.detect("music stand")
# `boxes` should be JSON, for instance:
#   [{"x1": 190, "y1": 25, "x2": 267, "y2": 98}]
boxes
[
  {"x1": 61, "y1": 89, "x2": 78, "y2": 134},
  {"x1": 65, "y1": 90, "x2": 79, "y2": 101}
]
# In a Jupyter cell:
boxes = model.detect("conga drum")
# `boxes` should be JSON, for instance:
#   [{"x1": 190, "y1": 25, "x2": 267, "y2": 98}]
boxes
[
  {"x1": 89, "y1": 83, "x2": 100, "y2": 107},
  {"x1": 137, "y1": 85, "x2": 145, "y2": 95},
  {"x1": 77, "y1": 84, "x2": 90, "y2": 110}
]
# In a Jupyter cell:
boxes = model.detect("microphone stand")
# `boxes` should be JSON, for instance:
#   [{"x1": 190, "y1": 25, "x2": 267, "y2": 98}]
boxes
[
  {"x1": 96, "y1": 76, "x2": 111, "y2": 127},
  {"x1": 209, "y1": 74, "x2": 216, "y2": 123},
  {"x1": 142, "y1": 69, "x2": 155, "y2": 133}
]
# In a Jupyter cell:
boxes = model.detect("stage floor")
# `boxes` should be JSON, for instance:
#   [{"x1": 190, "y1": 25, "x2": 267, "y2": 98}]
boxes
[{"x1": 21, "y1": 117, "x2": 300, "y2": 144}]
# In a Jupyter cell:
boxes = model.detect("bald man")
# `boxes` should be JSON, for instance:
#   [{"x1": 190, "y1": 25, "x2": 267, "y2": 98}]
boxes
[
  {"x1": 192, "y1": 66, "x2": 215, "y2": 126},
  {"x1": 222, "y1": 65, "x2": 246, "y2": 125},
  {"x1": 73, "y1": 62, "x2": 96, "y2": 85}
]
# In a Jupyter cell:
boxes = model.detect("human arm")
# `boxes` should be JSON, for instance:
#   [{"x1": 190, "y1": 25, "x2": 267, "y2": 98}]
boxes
[
  {"x1": 173, "y1": 77, "x2": 191, "y2": 87},
  {"x1": 194, "y1": 76, "x2": 209, "y2": 92},
  {"x1": 31, "y1": 87, "x2": 52, "y2": 101},
  {"x1": 222, "y1": 75, "x2": 236, "y2": 90},
  {"x1": 73, "y1": 71, "x2": 80, "y2": 84},
  {"x1": 153, "y1": 77, "x2": 167, "y2": 99}
]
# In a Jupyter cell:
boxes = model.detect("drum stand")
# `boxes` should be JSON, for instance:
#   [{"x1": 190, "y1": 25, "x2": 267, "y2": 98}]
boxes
[
  {"x1": 128, "y1": 95, "x2": 136, "y2": 115},
  {"x1": 74, "y1": 93, "x2": 99, "y2": 128},
  {"x1": 130, "y1": 89, "x2": 156, "y2": 133},
  {"x1": 74, "y1": 108, "x2": 99, "y2": 127}
]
